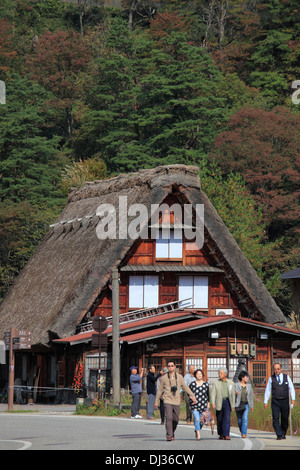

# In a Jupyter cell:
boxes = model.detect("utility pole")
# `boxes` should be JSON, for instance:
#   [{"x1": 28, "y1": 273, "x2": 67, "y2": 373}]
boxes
[
  {"x1": 8, "y1": 327, "x2": 16, "y2": 411},
  {"x1": 112, "y1": 267, "x2": 120, "y2": 407},
  {"x1": 5, "y1": 327, "x2": 31, "y2": 411},
  {"x1": 92, "y1": 316, "x2": 108, "y2": 399}
]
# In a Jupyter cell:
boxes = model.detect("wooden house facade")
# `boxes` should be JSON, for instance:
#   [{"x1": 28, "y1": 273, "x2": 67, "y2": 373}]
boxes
[{"x1": 0, "y1": 165, "x2": 299, "y2": 402}]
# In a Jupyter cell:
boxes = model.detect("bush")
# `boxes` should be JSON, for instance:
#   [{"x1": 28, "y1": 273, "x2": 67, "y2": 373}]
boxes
[{"x1": 75, "y1": 398, "x2": 123, "y2": 417}]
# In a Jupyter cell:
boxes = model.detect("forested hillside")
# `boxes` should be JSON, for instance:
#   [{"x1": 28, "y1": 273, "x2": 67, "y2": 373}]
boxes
[{"x1": 0, "y1": 0, "x2": 299, "y2": 317}]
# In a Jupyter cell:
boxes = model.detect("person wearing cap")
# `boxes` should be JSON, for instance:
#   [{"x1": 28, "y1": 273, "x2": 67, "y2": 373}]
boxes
[{"x1": 129, "y1": 366, "x2": 144, "y2": 419}]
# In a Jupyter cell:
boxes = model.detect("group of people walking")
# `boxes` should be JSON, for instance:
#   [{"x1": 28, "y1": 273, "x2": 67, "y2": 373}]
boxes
[{"x1": 129, "y1": 361, "x2": 296, "y2": 442}]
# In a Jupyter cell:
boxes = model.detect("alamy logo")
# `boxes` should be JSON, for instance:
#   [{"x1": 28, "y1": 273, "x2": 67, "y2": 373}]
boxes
[
  {"x1": 291, "y1": 80, "x2": 300, "y2": 105},
  {"x1": 292, "y1": 340, "x2": 300, "y2": 360},
  {"x1": 95, "y1": 197, "x2": 205, "y2": 249},
  {"x1": 0, "y1": 81, "x2": 6, "y2": 104}
]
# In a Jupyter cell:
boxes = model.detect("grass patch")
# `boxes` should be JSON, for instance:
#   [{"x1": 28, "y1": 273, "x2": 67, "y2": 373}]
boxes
[{"x1": 5, "y1": 409, "x2": 40, "y2": 414}]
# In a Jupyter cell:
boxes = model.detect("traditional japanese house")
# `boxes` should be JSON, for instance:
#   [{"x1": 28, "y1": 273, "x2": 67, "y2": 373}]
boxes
[{"x1": 0, "y1": 165, "x2": 299, "y2": 401}]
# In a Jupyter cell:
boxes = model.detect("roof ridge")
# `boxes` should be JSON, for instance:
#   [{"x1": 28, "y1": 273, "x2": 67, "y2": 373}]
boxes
[{"x1": 67, "y1": 164, "x2": 200, "y2": 203}]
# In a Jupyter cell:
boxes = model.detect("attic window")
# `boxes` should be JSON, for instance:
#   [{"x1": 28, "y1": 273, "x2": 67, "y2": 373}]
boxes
[{"x1": 155, "y1": 229, "x2": 183, "y2": 259}]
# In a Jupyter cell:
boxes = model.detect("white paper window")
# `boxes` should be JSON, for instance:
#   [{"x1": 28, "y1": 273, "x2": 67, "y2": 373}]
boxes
[
  {"x1": 179, "y1": 276, "x2": 193, "y2": 308},
  {"x1": 129, "y1": 275, "x2": 159, "y2": 309},
  {"x1": 207, "y1": 357, "x2": 227, "y2": 385},
  {"x1": 156, "y1": 229, "x2": 183, "y2": 259},
  {"x1": 185, "y1": 358, "x2": 203, "y2": 374},
  {"x1": 194, "y1": 276, "x2": 209, "y2": 308},
  {"x1": 129, "y1": 275, "x2": 144, "y2": 309},
  {"x1": 292, "y1": 358, "x2": 300, "y2": 384},
  {"x1": 179, "y1": 276, "x2": 208, "y2": 308},
  {"x1": 155, "y1": 235, "x2": 169, "y2": 258},
  {"x1": 144, "y1": 275, "x2": 159, "y2": 308}
]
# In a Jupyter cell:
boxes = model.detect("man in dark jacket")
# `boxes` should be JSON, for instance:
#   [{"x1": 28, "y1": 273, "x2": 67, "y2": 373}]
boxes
[
  {"x1": 264, "y1": 362, "x2": 295, "y2": 440},
  {"x1": 146, "y1": 365, "x2": 162, "y2": 419}
]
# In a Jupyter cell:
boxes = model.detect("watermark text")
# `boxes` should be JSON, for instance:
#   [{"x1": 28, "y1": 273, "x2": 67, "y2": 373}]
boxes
[{"x1": 95, "y1": 197, "x2": 204, "y2": 249}]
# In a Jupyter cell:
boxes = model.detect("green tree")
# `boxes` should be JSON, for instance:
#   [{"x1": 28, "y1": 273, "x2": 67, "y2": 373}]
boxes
[
  {"x1": 0, "y1": 0, "x2": 67, "y2": 37},
  {"x1": 249, "y1": 30, "x2": 293, "y2": 104},
  {"x1": 0, "y1": 200, "x2": 61, "y2": 301},
  {"x1": 135, "y1": 30, "x2": 227, "y2": 165},
  {"x1": 199, "y1": 160, "x2": 290, "y2": 311},
  {"x1": 200, "y1": 162, "x2": 276, "y2": 280},
  {"x1": 74, "y1": 19, "x2": 228, "y2": 173},
  {"x1": 0, "y1": 74, "x2": 63, "y2": 205}
]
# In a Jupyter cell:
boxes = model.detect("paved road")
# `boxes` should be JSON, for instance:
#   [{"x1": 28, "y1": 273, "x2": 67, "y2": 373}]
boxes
[
  {"x1": 0, "y1": 413, "x2": 263, "y2": 451},
  {"x1": 0, "y1": 405, "x2": 299, "y2": 451}
]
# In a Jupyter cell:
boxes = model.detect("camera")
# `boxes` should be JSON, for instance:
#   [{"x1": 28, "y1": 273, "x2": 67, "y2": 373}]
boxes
[{"x1": 171, "y1": 386, "x2": 177, "y2": 394}]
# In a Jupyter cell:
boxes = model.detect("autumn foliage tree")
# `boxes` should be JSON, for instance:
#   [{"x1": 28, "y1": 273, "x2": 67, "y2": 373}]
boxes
[
  {"x1": 25, "y1": 30, "x2": 91, "y2": 137},
  {"x1": 0, "y1": 0, "x2": 299, "y2": 313},
  {"x1": 210, "y1": 106, "x2": 300, "y2": 239},
  {"x1": 200, "y1": 163, "x2": 278, "y2": 294},
  {"x1": 147, "y1": 10, "x2": 191, "y2": 43},
  {"x1": 0, "y1": 19, "x2": 17, "y2": 76}
]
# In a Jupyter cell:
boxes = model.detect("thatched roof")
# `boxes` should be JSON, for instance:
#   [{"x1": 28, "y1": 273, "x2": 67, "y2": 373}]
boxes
[
  {"x1": 0, "y1": 165, "x2": 285, "y2": 346},
  {"x1": 281, "y1": 268, "x2": 300, "y2": 280}
]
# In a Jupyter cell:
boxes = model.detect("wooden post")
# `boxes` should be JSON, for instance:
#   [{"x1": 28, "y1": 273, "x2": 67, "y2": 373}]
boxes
[
  {"x1": 98, "y1": 331, "x2": 102, "y2": 400},
  {"x1": 112, "y1": 268, "x2": 120, "y2": 407},
  {"x1": 8, "y1": 327, "x2": 16, "y2": 411},
  {"x1": 289, "y1": 395, "x2": 293, "y2": 437}
]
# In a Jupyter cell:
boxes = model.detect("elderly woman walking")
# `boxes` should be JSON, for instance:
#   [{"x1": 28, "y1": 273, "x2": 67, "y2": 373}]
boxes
[
  {"x1": 235, "y1": 370, "x2": 254, "y2": 438},
  {"x1": 189, "y1": 369, "x2": 210, "y2": 440}
]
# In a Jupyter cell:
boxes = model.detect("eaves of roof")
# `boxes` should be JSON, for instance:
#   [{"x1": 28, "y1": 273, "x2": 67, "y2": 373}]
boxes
[
  {"x1": 121, "y1": 316, "x2": 300, "y2": 344},
  {"x1": 53, "y1": 310, "x2": 204, "y2": 344},
  {"x1": 53, "y1": 314, "x2": 300, "y2": 346},
  {"x1": 120, "y1": 265, "x2": 223, "y2": 273}
]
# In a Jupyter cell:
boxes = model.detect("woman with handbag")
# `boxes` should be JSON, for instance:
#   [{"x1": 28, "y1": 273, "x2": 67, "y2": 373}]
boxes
[
  {"x1": 235, "y1": 371, "x2": 254, "y2": 438},
  {"x1": 189, "y1": 369, "x2": 210, "y2": 441}
]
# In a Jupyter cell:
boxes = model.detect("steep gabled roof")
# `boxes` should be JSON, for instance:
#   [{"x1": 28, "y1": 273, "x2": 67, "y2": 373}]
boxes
[{"x1": 0, "y1": 165, "x2": 285, "y2": 346}]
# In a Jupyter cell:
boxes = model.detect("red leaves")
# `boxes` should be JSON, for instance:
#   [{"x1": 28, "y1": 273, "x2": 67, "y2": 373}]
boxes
[
  {"x1": 148, "y1": 11, "x2": 191, "y2": 44},
  {"x1": 72, "y1": 361, "x2": 84, "y2": 395},
  {"x1": 25, "y1": 30, "x2": 91, "y2": 99},
  {"x1": 0, "y1": 20, "x2": 17, "y2": 73},
  {"x1": 210, "y1": 106, "x2": 300, "y2": 225}
]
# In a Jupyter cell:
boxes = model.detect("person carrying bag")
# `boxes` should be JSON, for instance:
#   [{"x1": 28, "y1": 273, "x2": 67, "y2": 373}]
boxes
[{"x1": 235, "y1": 370, "x2": 254, "y2": 438}]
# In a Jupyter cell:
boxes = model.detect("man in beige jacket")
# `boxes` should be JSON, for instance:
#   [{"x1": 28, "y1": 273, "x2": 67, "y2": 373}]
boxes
[
  {"x1": 155, "y1": 361, "x2": 197, "y2": 441},
  {"x1": 211, "y1": 367, "x2": 235, "y2": 440}
]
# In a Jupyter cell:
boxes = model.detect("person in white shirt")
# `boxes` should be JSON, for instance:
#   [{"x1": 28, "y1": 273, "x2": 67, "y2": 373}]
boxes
[{"x1": 264, "y1": 362, "x2": 295, "y2": 440}]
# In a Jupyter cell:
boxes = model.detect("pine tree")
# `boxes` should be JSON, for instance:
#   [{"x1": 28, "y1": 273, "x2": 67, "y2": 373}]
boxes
[
  {"x1": 74, "y1": 19, "x2": 228, "y2": 173},
  {"x1": 0, "y1": 75, "x2": 63, "y2": 205}
]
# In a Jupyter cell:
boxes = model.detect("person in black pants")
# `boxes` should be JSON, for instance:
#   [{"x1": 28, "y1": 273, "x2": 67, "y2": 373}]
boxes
[
  {"x1": 146, "y1": 365, "x2": 162, "y2": 419},
  {"x1": 264, "y1": 363, "x2": 295, "y2": 440}
]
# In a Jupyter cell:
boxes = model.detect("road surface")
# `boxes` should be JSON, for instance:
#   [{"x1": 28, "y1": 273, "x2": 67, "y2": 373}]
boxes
[{"x1": 0, "y1": 414, "x2": 263, "y2": 451}]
